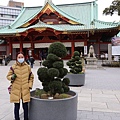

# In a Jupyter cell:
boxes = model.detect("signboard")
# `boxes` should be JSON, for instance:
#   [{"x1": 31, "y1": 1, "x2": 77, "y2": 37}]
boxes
[
  {"x1": 112, "y1": 46, "x2": 120, "y2": 55},
  {"x1": 84, "y1": 46, "x2": 87, "y2": 55}
]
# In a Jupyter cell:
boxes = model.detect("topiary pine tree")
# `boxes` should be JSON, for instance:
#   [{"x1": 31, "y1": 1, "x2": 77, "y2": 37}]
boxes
[
  {"x1": 66, "y1": 51, "x2": 83, "y2": 74},
  {"x1": 37, "y1": 42, "x2": 70, "y2": 97}
]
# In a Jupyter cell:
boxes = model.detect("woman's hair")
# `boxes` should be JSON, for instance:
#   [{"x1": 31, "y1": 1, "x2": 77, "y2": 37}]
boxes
[{"x1": 16, "y1": 52, "x2": 24, "y2": 58}]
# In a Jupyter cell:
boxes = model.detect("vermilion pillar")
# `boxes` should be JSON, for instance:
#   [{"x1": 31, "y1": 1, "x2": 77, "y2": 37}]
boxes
[
  {"x1": 71, "y1": 41, "x2": 75, "y2": 56},
  {"x1": 31, "y1": 40, "x2": 34, "y2": 56},
  {"x1": 31, "y1": 41, "x2": 34, "y2": 49},
  {"x1": 84, "y1": 40, "x2": 87, "y2": 46},
  {"x1": 9, "y1": 40, "x2": 12, "y2": 55},
  {"x1": 98, "y1": 40, "x2": 100, "y2": 59},
  {"x1": 20, "y1": 40, "x2": 23, "y2": 52}
]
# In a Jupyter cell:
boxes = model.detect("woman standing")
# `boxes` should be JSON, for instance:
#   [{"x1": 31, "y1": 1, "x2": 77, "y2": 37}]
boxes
[{"x1": 7, "y1": 52, "x2": 34, "y2": 120}]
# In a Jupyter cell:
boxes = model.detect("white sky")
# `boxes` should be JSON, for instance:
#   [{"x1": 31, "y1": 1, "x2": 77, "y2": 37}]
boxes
[{"x1": 0, "y1": 0, "x2": 120, "y2": 22}]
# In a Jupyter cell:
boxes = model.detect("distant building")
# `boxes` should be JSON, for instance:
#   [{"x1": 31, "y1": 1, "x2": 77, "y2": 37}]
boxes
[
  {"x1": 8, "y1": 0, "x2": 24, "y2": 8},
  {"x1": 0, "y1": 6, "x2": 21, "y2": 27},
  {"x1": 0, "y1": 0, "x2": 23, "y2": 27}
]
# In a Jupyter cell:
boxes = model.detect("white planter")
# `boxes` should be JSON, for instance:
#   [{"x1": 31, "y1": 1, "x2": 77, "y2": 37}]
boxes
[
  {"x1": 65, "y1": 73, "x2": 85, "y2": 86},
  {"x1": 29, "y1": 90, "x2": 78, "y2": 120}
]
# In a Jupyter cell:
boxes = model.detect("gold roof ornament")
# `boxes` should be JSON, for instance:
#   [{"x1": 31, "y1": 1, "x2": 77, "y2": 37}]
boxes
[{"x1": 44, "y1": 0, "x2": 52, "y2": 4}]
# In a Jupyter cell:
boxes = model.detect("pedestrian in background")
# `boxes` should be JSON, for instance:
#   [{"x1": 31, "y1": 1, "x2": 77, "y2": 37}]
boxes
[{"x1": 29, "y1": 56, "x2": 35, "y2": 68}]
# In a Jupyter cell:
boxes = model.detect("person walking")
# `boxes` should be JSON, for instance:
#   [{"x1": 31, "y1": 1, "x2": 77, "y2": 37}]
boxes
[
  {"x1": 7, "y1": 52, "x2": 34, "y2": 120},
  {"x1": 29, "y1": 56, "x2": 35, "y2": 68},
  {"x1": 39, "y1": 51, "x2": 43, "y2": 66}
]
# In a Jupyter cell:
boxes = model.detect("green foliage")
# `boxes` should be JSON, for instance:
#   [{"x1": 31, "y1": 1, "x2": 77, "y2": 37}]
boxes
[
  {"x1": 69, "y1": 58, "x2": 75, "y2": 62},
  {"x1": 54, "y1": 78, "x2": 62, "y2": 82},
  {"x1": 47, "y1": 53, "x2": 59, "y2": 61},
  {"x1": 37, "y1": 67, "x2": 49, "y2": 81},
  {"x1": 49, "y1": 81, "x2": 62, "y2": 95},
  {"x1": 53, "y1": 61, "x2": 64, "y2": 69},
  {"x1": 43, "y1": 86, "x2": 50, "y2": 92},
  {"x1": 75, "y1": 56, "x2": 80, "y2": 61},
  {"x1": 42, "y1": 60, "x2": 53, "y2": 68},
  {"x1": 63, "y1": 78, "x2": 70, "y2": 86},
  {"x1": 62, "y1": 68, "x2": 68, "y2": 76},
  {"x1": 58, "y1": 68, "x2": 64, "y2": 78},
  {"x1": 103, "y1": 0, "x2": 120, "y2": 16},
  {"x1": 76, "y1": 61, "x2": 82, "y2": 64},
  {"x1": 58, "y1": 68, "x2": 68, "y2": 78},
  {"x1": 47, "y1": 68, "x2": 59, "y2": 79},
  {"x1": 54, "y1": 93, "x2": 72, "y2": 99},
  {"x1": 63, "y1": 85, "x2": 70, "y2": 93},
  {"x1": 66, "y1": 61, "x2": 71, "y2": 66},
  {"x1": 67, "y1": 51, "x2": 83, "y2": 74},
  {"x1": 42, "y1": 82, "x2": 49, "y2": 86},
  {"x1": 48, "y1": 42, "x2": 67, "y2": 58},
  {"x1": 35, "y1": 88, "x2": 47, "y2": 98},
  {"x1": 37, "y1": 42, "x2": 70, "y2": 97},
  {"x1": 73, "y1": 51, "x2": 80, "y2": 56}
]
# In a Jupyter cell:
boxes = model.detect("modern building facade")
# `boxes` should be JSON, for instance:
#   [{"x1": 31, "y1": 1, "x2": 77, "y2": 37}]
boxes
[
  {"x1": 0, "y1": 0, "x2": 119, "y2": 59},
  {"x1": 0, "y1": 0, "x2": 23, "y2": 27},
  {"x1": 0, "y1": 6, "x2": 21, "y2": 27},
  {"x1": 8, "y1": 0, "x2": 24, "y2": 8}
]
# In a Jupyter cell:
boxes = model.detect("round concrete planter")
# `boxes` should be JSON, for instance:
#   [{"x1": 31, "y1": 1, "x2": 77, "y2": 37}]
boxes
[
  {"x1": 29, "y1": 90, "x2": 78, "y2": 120},
  {"x1": 65, "y1": 73, "x2": 85, "y2": 86}
]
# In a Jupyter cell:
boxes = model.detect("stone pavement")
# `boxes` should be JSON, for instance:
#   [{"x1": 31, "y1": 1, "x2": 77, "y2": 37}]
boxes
[{"x1": 1, "y1": 64, "x2": 120, "y2": 120}]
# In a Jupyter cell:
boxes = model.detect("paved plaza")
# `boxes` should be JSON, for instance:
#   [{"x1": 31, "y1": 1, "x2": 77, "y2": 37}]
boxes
[{"x1": 1, "y1": 62, "x2": 120, "y2": 120}]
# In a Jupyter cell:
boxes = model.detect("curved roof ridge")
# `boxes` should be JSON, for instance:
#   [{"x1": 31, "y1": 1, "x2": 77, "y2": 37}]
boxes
[
  {"x1": 21, "y1": 6, "x2": 42, "y2": 8},
  {"x1": 93, "y1": 19, "x2": 118, "y2": 26},
  {"x1": 56, "y1": 1, "x2": 95, "y2": 6}
]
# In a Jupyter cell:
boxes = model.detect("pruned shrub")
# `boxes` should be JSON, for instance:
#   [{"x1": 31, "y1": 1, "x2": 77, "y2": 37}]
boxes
[
  {"x1": 48, "y1": 42, "x2": 67, "y2": 58},
  {"x1": 37, "y1": 42, "x2": 70, "y2": 98},
  {"x1": 67, "y1": 51, "x2": 83, "y2": 74}
]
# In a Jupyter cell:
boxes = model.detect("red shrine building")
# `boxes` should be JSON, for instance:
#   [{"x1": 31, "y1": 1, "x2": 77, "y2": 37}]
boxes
[{"x1": 0, "y1": 0, "x2": 119, "y2": 59}]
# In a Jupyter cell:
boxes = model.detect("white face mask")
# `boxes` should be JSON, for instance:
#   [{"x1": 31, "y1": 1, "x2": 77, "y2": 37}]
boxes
[{"x1": 18, "y1": 58, "x2": 24, "y2": 63}]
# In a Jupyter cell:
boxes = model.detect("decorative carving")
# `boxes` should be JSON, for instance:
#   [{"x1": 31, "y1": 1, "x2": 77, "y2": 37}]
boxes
[{"x1": 45, "y1": 8, "x2": 52, "y2": 15}]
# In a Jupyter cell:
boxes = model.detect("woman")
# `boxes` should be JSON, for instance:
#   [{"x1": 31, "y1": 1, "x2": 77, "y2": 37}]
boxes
[{"x1": 7, "y1": 52, "x2": 34, "y2": 120}]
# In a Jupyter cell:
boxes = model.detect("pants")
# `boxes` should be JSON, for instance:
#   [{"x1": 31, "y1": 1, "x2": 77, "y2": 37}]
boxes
[
  {"x1": 30, "y1": 63, "x2": 33, "y2": 68},
  {"x1": 14, "y1": 102, "x2": 28, "y2": 120}
]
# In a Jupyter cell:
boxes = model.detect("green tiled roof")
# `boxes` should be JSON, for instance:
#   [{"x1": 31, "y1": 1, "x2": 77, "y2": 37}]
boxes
[
  {"x1": 10, "y1": 7, "x2": 43, "y2": 28},
  {"x1": 10, "y1": 2, "x2": 86, "y2": 29},
  {"x1": 93, "y1": 19, "x2": 119, "y2": 29},
  {"x1": 49, "y1": 2, "x2": 83, "y2": 25},
  {"x1": 0, "y1": 20, "x2": 118, "y2": 35},
  {"x1": 58, "y1": 1, "x2": 98, "y2": 27},
  {"x1": 9, "y1": 1, "x2": 97, "y2": 29},
  {"x1": 0, "y1": 0, "x2": 119, "y2": 35}
]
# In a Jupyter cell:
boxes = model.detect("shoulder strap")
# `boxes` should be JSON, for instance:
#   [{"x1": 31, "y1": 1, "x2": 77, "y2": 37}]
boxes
[
  {"x1": 10, "y1": 67, "x2": 14, "y2": 74},
  {"x1": 28, "y1": 72, "x2": 32, "y2": 80},
  {"x1": 27, "y1": 65, "x2": 32, "y2": 80},
  {"x1": 10, "y1": 67, "x2": 14, "y2": 84}
]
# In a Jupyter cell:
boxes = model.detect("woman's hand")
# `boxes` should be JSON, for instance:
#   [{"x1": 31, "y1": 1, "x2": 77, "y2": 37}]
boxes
[{"x1": 11, "y1": 74, "x2": 17, "y2": 81}]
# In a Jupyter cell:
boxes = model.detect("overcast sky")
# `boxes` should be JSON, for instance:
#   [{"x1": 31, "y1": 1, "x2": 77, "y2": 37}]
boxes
[{"x1": 0, "y1": 0, "x2": 120, "y2": 22}]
